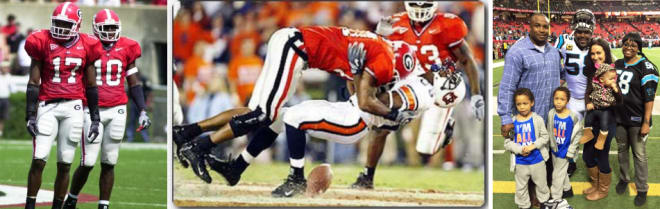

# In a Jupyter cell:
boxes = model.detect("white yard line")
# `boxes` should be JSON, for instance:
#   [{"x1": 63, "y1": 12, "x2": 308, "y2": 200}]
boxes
[{"x1": 493, "y1": 61, "x2": 505, "y2": 68}]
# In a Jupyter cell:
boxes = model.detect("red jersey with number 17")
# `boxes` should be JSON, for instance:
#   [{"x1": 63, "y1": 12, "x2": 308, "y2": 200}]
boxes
[
  {"x1": 386, "y1": 12, "x2": 468, "y2": 72},
  {"x1": 24, "y1": 30, "x2": 102, "y2": 101},
  {"x1": 93, "y1": 37, "x2": 142, "y2": 107},
  {"x1": 299, "y1": 26, "x2": 395, "y2": 85}
]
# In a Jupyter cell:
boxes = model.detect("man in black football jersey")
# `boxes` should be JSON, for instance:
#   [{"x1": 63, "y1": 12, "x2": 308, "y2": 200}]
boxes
[{"x1": 613, "y1": 32, "x2": 658, "y2": 206}]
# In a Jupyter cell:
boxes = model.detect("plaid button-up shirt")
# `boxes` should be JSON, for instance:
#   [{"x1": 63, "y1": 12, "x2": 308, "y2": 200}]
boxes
[{"x1": 498, "y1": 36, "x2": 564, "y2": 125}]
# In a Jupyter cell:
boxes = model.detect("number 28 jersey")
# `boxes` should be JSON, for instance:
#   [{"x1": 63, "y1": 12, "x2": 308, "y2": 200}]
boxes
[
  {"x1": 93, "y1": 37, "x2": 142, "y2": 107},
  {"x1": 555, "y1": 33, "x2": 589, "y2": 99},
  {"x1": 614, "y1": 58, "x2": 659, "y2": 127},
  {"x1": 24, "y1": 30, "x2": 102, "y2": 101}
]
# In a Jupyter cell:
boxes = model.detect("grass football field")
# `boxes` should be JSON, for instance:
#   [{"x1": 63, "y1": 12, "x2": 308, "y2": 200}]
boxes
[
  {"x1": 492, "y1": 48, "x2": 660, "y2": 97},
  {"x1": 492, "y1": 115, "x2": 660, "y2": 208},
  {"x1": 173, "y1": 160, "x2": 484, "y2": 206},
  {"x1": 0, "y1": 140, "x2": 166, "y2": 209}
]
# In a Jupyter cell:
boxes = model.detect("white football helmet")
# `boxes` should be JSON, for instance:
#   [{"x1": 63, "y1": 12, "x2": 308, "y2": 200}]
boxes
[
  {"x1": 433, "y1": 72, "x2": 466, "y2": 108},
  {"x1": 404, "y1": 1, "x2": 439, "y2": 22}
]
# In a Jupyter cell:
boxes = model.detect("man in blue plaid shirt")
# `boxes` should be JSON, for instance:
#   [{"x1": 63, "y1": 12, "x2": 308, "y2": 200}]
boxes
[
  {"x1": 498, "y1": 13, "x2": 563, "y2": 138},
  {"x1": 497, "y1": 13, "x2": 564, "y2": 209}
]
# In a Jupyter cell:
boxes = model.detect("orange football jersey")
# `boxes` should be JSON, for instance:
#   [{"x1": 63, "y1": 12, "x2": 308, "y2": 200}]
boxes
[
  {"x1": 386, "y1": 12, "x2": 468, "y2": 72},
  {"x1": 299, "y1": 26, "x2": 395, "y2": 85}
]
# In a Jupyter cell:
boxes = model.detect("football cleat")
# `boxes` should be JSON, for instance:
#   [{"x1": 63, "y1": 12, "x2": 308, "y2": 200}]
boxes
[
  {"x1": 272, "y1": 174, "x2": 307, "y2": 198},
  {"x1": 173, "y1": 125, "x2": 192, "y2": 168},
  {"x1": 62, "y1": 197, "x2": 77, "y2": 209},
  {"x1": 207, "y1": 154, "x2": 241, "y2": 186},
  {"x1": 180, "y1": 141, "x2": 212, "y2": 183},
  {"x1": 350, "y1": 172, "x2": 374, "y2": 189}
]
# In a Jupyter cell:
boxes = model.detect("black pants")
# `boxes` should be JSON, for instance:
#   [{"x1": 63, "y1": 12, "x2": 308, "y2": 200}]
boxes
[
  {"x1": 582, "y1": 122, "x2": 616, "y2": 173},
  {"x1": 585, "y1": 108, "x2": 614, "y2": 131}
]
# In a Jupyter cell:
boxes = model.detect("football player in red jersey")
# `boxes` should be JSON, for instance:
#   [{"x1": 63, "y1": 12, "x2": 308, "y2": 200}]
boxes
[
  {"x1": 23, "y1": 2, "x2": 102, "y2": 209},
  {"x1": 174, "y1": 26, "x2": 419, "y2": 184},
  {"x1": 61, "y1": 9, "x2": 151, "y2": 209},
  {"x1": 351, "y1": 1, "x2": 484, "y2": 189}
]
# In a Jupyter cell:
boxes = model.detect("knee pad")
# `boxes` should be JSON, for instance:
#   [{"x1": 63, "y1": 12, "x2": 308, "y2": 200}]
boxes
[
  {"x1": 68, "y1": 121, "x2": 84, "y2": 143},
  {"x1": 109, "y1": 117, "x2": 126, "y2": 141},
  {"x1": 229, "y1": 108, "x2": 272, "y2": 137}
]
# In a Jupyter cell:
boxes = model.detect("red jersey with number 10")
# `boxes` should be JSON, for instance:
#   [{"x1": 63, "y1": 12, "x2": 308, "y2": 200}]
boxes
[
  {"x1": 93, "y1": 37, "x2": 142, "y2": 107},
  {"x1": 24, "y1": 30, "x2": 101, "y2": 101},
  {"x1": 387, "y1": 12, "x2": 468, "y2": 72},
  {"x1": 299, "y1": 26, "x2": 395, "y2": 85}
]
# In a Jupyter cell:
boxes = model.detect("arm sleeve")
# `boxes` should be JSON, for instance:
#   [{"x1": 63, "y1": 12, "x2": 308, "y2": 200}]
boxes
[
  {"x1": 497, "y1": 49, "x2": 522, "y2": 125},
  {"x1": 443, "y1": 16, "x2": 468, "y2": 48},
  {"x1": 504, "y1": 138, "x2": 524, "y2": 154},
  {"x1": 567, "y1": 114, "x2": 583, "y2": 159},
  {"x1": 533, "y1": 114, "x2": 550, "y2": 149},
  {"x1": 24, "y1": 34, "x2": 44, "y2": 61},
  {"x1": 641, "y1": 63, "x2": 659, "y2": 102}
]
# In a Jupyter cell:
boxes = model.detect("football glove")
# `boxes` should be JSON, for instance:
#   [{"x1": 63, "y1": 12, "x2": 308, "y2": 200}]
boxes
[
  {"x1": 375, "y1": 16, "x2": 408, "y2": 36},
  {"x1": 348, "y1": 41, "x2": 366, "y2": 75},
  {"x1": 88, "y1": 121, "x2": 100, "y2": 143},
  {"x1": 470, "y1": 94, "x2": 485, "y2": 121},
  {"x1": 26, "y1": 116, "x2": 38, "y2": 138},
  {"x1": 136, "y1": 110, "x2": 152, "y2": 132}
]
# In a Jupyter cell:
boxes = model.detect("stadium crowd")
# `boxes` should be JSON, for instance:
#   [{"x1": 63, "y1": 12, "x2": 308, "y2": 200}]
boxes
[{"x1": 173, "y1": 1, "x2": 485, "y2": 171}]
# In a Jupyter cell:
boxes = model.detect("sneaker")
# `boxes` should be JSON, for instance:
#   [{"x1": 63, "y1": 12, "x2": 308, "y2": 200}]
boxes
[
  {"x1": 173, "y1": 125, "x2": 193, "y2": 168},
  {"x1": 207, "y1": 154, "x2": 241, "y2": 186},
  {"x1": 615, "y1": 179, "x2": 628, "y2": 194},
  {"x1": 62, "y1": 197, "x2": 77, "y2": 209},
  {"x1": 562, "y1": 187, "x2": 574, "y2": 198},
  {"x1": 271, "y1": 174, "x2": 307, "y2": 198},
  {"x1": 634, "y1": 191, "x2": 647, "y2": 206},
  {"x1": 180, "y1": 141, "x2": 212, "y2": 183},
  {"x1": 350, "y1": 172, "x2": 374, "y2": 189}
]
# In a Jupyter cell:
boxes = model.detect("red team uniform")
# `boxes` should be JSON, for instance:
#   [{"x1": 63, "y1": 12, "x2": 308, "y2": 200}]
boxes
[
  {"x1": 25, "y1": 29, "x2": 101, "y2": 163},
  {"x1": 93, "y1": 37, "x2": 142, "y2": 107},
  {"x1": 299, "y1": 26, "x2": 397, "y2": 85},
  {"x1": 384, "y1": 11, "x2": 469, "y2": 155},
  {"x1": 25, "y1": 30, "x2": 101, "y2": 102}
]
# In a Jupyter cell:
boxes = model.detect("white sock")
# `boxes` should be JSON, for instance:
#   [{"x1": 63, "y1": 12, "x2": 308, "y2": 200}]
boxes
[
  {"x1": 99, "y1": 200, "x2": 109, "y2": 205},
  {"x1": 240, "y1": 150, "x2": 254, "y2": 164},
  {"x1": 289, "y1": 157, "x2": 305, "y2": 168},
  {"x1": 67, "y1": 193, "x2": 78, "y2": 199}
]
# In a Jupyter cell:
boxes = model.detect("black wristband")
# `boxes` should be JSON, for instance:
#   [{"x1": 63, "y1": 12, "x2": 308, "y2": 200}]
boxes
[
  {"x1": 384, "y1": 108, "x2": 399, "y2": 121},
  {"x1": 130, "y1": 85, "x2": 147, "y2": 111},
  {"x1": 85, "y1": 87, "x2": 100, "y2": 122},
  {"x1": 26, "y1": 84, "x2": 39, "y2": 121}
]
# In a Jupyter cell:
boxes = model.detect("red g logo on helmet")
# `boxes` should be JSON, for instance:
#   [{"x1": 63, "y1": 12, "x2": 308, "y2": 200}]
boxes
[
  {"x1": 50, "y1": 2, "x2": 82, "y2": 40},
  {"x1": 394, "y1": 42, "x2": 418, "y2": 80}
]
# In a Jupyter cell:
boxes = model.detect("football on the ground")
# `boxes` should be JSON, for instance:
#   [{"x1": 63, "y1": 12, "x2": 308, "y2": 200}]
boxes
[{"x1": 305, "y1": 164, "x2": 333, "y2": 197}]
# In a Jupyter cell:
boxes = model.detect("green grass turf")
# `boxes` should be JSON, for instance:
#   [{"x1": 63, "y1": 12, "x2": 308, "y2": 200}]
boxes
[
  {"x1": 174, "y1": 161, "x2": 484, "y2": 193},
  {"x1": 0, "y1": 140, "x2": 166, "y2": 209},
  {"x1": 492, "y1": 115, "x2": 660, "y2": 208},
  {"x1": 492, "y1": 48, "x2": 660, "y2": 97}
]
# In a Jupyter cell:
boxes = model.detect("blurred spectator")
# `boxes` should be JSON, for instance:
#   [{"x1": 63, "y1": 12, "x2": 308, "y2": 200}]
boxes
[
  {"x1": 173, "y1": 8, "x2": 213, "y2": 62},
  {"x1": 0, "y1": 63, "x2": 13, "y2": 138},
  {"x1": 15, "y1": 28, "x2": 32, "y2": 75},
  {"x1": 186, "y1": 69, "x2": 234, "y2": 125},
  {"x1": 227, "y1": 38, "x2": 262, "y2": 106},
  {"x1": 1, "y1": 14, "x2": 17, "y2": 38}
]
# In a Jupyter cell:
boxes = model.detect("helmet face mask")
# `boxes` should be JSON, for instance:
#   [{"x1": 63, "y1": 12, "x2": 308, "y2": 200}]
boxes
[
  {"x1": 404, "y1": 1, "x2": 439, "y2": 22},
  {"x1": 571, "y1": 9, "x2": 595, "y2": 32},
  {"x1": 50, "y1": 2, "x2": 81, "y2": 40},
  {"x1": 93, "y1": 9, "x2": 122, "y2": 42}
]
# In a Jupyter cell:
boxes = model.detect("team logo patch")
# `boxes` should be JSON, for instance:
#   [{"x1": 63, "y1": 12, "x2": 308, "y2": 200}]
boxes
[
  {"x1": 74, "y1": 105, "x2": 81, "y2": 110},
  {"x1": 403, "y1": 53, "x2": 414, "y2": 72},
  {"x1": 50, "y1": 44, "x2": 58, "y2": 50},
  {"x1": 442, "y1": 92, "x2": 458, "y2": 105},
  {"x1": 567, "y1": 44, "x2": 573, "y2": 50},
  {"x1": 118, "y1": 109, "x2": 125, "y2": 114}
]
